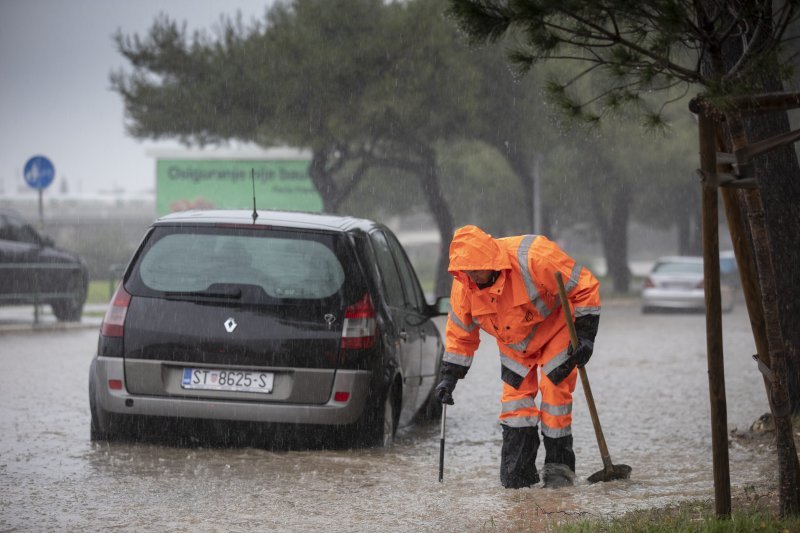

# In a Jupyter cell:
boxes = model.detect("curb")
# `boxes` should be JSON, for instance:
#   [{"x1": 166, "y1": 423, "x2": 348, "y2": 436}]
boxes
[
  {"x1": 0, "y1": 320, "x2": 102, "y2": 335},
  {"x1": 0, "y1": 305, "x2": 103, "y2": 335}
]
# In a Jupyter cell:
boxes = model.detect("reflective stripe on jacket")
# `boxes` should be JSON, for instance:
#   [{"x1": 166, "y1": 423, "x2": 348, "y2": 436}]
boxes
[{"x1": 444, "y1": 225, "x2": 600, "y2": 377}]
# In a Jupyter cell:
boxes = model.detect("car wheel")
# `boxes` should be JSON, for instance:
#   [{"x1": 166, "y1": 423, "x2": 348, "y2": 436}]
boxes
[
  {"x1": 90, "y1": 396, "x2": 128, "y2": 442},
  {"x1": 89, "y1": 366, "x2": 127, "y2": 442},
  {"x1": 52, "y1": 274, "x2": 86, "y2": 322},
  {"x1": 90, "y1": 403, "x2": 108, "y2": 441},
  {"x1": 357, "y1": 383, "x2": 398, "y2": 448},
  {"x1": 89, "y1": 376, "x2": 110, "y2": 441},
  {"x1": 380, "y1": 393, "x2": 395, "y2": 447},
  {"x1": 415, "y1": 385, "x2": 443, "y2": 422}
]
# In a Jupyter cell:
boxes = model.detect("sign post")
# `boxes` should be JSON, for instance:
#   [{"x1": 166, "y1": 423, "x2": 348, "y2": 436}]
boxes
[
  {"x1": 23, "y1": 155, "x2": 55, "y2": 229},
  {"x1": 22, "y1": 155, "x2": 55, "y2": 325}
]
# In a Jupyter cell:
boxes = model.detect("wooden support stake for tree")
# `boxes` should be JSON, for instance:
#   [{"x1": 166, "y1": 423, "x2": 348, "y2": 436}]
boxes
[
  {"x1": 715, "y1": 125, "x2": 772, "y2": 395},
  {"x1": 727, "y1": 91, "x2": 800, "y2": 114},
  {"x1": 698, "y1": 111, "x2": 732, "y2": 518}
]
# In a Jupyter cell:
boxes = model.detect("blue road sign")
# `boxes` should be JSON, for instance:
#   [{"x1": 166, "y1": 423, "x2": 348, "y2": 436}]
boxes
[{"x1": 23, "y1": 155, "x2": 55, "y2": 190}]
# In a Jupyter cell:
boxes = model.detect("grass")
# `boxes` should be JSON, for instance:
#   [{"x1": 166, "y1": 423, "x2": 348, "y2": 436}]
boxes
[
  {"x1": 557, "y1": 423, "x2": 800, "y2": 533},
  {"x1": 557, "y1": 497, "x2": 800, "y2": 533},
  {"x1": 87, "y1": 280, "x2": 117, "y2": 305}
]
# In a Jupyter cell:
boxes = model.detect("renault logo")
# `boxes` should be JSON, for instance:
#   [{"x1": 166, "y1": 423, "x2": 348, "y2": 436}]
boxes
[{"x1": 224, "y1": 318, "x2": 238, "y2": 333}]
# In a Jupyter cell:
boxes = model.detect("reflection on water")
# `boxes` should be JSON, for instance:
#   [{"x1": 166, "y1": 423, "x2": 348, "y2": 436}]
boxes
[{"x1": 0, "y1": 305, "x2": 777, "y2": 531}]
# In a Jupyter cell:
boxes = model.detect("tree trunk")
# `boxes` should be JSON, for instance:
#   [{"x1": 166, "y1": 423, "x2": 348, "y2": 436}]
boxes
[
  {"x1": 589, "y1": 179, "x2": 631, "y2": 293},
  {"x1": 677, "y1": 188, "x2": 702, "y2": 255},
  {"x1": 740, "y1": 108, "x2": 800, "y2": 414},
  {"x1": 725, "y1": 113, "x2": 800, "y2": 517},
  {"x1": 603, "y1": 186, "x2": 631, "y2": 293},
  {"x1": 504, "y1": 150, "x2": 535, "y2": 233},
  {"x1": 418, "y1": 149, "x2": 455, "y2": 298},
  {"x1": 709, "y1": 0, "x2": 800, "y2": 415},
  {"x1": 307, "y1": 149, "x2": 338, "y2": 212},
  {"x1": 677, "y1": 212, "x2": 692, "y2": 256}
]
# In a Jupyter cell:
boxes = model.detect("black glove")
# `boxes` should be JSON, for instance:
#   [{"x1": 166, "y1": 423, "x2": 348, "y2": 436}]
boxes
[
  {"x1": 572, "y1": 314, "x2": 599, "y2": 367},
  {"x1": 435, "y1": 375, "x2": 457, "y2": 405},
  {"x1": 568, "y1": 338, "x2": 594, "y2": 367}
]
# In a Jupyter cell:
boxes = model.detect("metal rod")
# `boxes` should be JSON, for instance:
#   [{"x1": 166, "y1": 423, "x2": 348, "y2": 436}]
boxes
[{"x1": 439, "y1": 403, "x2": 446, "y2": 482}]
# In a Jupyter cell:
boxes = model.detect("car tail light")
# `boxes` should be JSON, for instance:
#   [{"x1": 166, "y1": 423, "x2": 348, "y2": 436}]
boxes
[
  {"x1": 101, "y1": 285, "x2": 132, "y2": 338},
  {"x1": 333, "y1": 391, "x2": 350, "y2": 403},
  {"x1": 341, "y1": 293, "x2": 377, "y2": 349},
  {"x1": 643, "y1": 277, "x2": 655, "y2": 288}
]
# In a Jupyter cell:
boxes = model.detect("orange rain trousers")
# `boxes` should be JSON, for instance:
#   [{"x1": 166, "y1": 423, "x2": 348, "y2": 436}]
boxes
[{"x1": 498, "y1": 326, "x2": 577, "y2": 437}]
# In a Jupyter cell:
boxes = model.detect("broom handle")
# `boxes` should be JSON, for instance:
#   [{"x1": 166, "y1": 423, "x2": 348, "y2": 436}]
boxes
[{"x1": 554, "y1": 272, "x2": 614, "y2": 471}]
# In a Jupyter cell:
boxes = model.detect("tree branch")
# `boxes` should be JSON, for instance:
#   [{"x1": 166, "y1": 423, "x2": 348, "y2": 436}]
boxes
[
  {"x1": 559, "y1": 11, "x2": 709, "y2": 84},
  {"x1": 721, "y1": 5, "x2": 771, "y2": 82}
]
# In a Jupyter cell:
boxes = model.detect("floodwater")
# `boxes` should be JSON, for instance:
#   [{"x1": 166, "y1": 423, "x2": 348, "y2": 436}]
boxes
[{"x1": 0, "y1": 301, "x2": 776, "y2": 531}]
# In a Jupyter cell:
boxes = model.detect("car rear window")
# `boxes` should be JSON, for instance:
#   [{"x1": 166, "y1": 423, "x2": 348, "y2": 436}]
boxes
[
  {"x1": 653, "y1": 261, "x2": 703, "y2": 274},
  {"x1": 127, "y1": 226, "x2": 353, "y2": 302}
]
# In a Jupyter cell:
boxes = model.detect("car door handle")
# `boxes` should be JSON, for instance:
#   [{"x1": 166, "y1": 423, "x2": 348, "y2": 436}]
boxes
[{"x1": 399, "y1": 330, "x2": 409, "y2": 342}]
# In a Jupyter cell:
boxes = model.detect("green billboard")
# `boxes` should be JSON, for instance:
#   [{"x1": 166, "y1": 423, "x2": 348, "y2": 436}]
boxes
[{"x1": 156, "y1": 159, "x2": 323, "y2": 216}]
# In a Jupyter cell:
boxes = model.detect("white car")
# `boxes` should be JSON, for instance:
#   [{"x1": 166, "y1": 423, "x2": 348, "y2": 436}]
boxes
[{"x1": 641, "y1": 256, "x2": 735, "y2": 313}]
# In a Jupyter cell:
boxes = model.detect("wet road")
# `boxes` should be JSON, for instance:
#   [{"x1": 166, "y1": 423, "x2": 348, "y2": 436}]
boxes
[{"x1": 0, "y1": 301, "x2": 774, "y2": 531}]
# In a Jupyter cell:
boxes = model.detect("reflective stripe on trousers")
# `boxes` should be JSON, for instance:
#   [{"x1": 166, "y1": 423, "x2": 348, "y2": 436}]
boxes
[
  {"x1": 500, "y1": 353, "x2": 531, "y2": 381},
  {"x1": 498, "y1": 327, "x2": 576, "y2": 436}
]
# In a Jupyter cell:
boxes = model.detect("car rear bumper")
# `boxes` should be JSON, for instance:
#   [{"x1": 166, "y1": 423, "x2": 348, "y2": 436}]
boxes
[
  {"x1": 642, "y1": 288, "x2": 705, "y2": 309},
  {"x1": 91, "y1": 356, "x2": 372, "y2": 426},
  {"x1": 642, "y1": 287, "x2": 733, "y2": 311}
]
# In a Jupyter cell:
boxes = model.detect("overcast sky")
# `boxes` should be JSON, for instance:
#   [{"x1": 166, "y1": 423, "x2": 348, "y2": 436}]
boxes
[{"x1": 0, "y1": 0, "x2": 271, "y2": 197}]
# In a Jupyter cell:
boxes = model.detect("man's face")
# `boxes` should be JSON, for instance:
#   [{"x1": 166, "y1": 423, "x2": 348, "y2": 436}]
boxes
[{"x1": 465, "y1": 270, "x2": 494, "y2": 285}]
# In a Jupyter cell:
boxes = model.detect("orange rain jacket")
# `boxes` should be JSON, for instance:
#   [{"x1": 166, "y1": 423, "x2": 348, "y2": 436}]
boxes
[{"x1": 444, "y1": 225, "x2": 601, "y2": 386}]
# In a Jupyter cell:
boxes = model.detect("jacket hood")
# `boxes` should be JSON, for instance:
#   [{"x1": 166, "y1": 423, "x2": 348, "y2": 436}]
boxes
[{"x1": 448, "y1": 225, "x2": 511, "y2": 277}]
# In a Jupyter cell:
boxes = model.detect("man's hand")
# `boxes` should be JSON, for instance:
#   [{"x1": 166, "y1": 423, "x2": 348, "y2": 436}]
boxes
[
  {"x1": 568, "y1": 339, "x2": 594, "y2": 367},
  {"x1": 435, "y1": 375, "x2": 457, "y2": 405},
  {"x1": 572, "y1": 314, "x2": 599, "y2": 368}
]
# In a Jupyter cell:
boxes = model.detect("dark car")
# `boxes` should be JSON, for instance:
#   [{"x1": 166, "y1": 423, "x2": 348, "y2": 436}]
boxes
[
  {"x1": 88, "y1": 209, "x2": 445, "y2": 447},
  {"x1": 0, "y1": 209, "x2": 88, "y2": 321}
]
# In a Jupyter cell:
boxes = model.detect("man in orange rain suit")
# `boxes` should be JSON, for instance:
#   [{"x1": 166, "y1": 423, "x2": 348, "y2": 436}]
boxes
[{"x1": 435, "y1": 225, "x2": 601, "y2": 489}]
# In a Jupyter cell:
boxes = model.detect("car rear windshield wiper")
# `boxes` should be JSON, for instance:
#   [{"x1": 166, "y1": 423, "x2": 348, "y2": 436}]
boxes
[{"x1": 164, "y1": 288, "x2": 242, "y2": 301}]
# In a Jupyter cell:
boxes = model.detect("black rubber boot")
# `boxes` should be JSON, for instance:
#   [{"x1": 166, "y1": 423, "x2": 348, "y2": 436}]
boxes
[
  {"x1": 542, "y1": 435, "x2": 576, "y2": 488},
  {"x1": 500, "y1": 425, "x2": 540, "y2": 488},
  {"x1": 542, "y1": 463, "x2": 575, "y2": 488}
]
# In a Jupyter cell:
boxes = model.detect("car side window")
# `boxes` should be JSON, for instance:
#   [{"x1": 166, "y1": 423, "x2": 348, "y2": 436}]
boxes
[
  {"x1": 18, "y1": 225, "x2": 41, "y2": 245},
  {"x1": 369, "y1": 231, "x2": 405, "y2": 308},
  {"x1": 4, "y1": 216, "x2": 39, "y2": 244},
  {"x1": 384, "y1": 231, "x2": 425, "y2": 312}
]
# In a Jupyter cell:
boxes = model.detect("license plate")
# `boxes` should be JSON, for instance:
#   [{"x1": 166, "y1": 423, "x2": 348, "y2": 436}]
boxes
[{"x1": 181, "y1": 368, "x2": 274, "y2": 394}]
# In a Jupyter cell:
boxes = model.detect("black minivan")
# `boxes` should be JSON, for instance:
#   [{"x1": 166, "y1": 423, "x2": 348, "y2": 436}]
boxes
[{"x1": 89, "y1": 210, "x2": 445, "y2": 446}]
